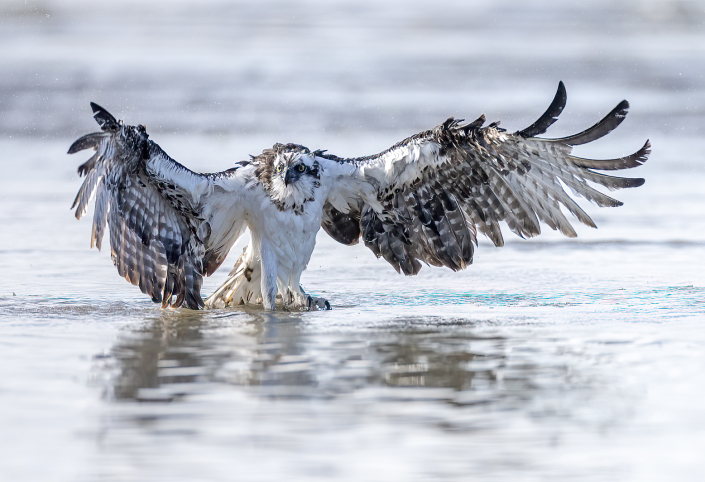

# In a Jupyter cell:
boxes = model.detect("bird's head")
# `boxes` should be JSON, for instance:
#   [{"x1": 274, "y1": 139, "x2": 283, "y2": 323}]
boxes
[{"x1": 254, "y1": 143, "x2": 322, "y2": 212}]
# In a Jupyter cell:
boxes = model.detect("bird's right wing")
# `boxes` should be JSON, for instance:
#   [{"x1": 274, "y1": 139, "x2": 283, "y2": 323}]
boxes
[{"x1": 69, "y1": 103, "x2": 250, "y2": 309}]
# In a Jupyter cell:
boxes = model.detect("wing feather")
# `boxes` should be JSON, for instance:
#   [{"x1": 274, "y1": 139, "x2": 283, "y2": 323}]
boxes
[
  {"x1": 91, "y1": 178, "x2": 110, "y2": 249},
  {"x1": 319, "y1": 82, "x2": 649, "y2": 274},
  {"x1": 548, "y1": 100, "x2": 630, "y2": 146},
  {"x1": 69, "y1": 103, "x2": 249, "y2": 308},
  {"x1": 569, "y1": 140, "x2": 650, "y2": 170},
  {"x1": 516, "y1": 81, "x2": 567, "y2": 138}
]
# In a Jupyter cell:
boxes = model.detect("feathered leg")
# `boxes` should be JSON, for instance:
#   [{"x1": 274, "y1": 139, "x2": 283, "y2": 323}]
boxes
[
  {"x1": 204, "y1": 244, "x2": 262, "y2": 308},
  {"x1": 259, "y1": 239, "x2": 278, "y2": 310}
]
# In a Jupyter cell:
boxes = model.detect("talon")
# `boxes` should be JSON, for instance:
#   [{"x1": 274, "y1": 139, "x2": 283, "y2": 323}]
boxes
[{"x1": 324, "y1": 300, "x2": 331, "y2": 310}]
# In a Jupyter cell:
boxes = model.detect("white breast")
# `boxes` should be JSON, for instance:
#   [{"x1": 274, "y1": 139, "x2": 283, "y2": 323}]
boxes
[{"x1": 246, "y1": 186, "x2": 326, "y2": 288}]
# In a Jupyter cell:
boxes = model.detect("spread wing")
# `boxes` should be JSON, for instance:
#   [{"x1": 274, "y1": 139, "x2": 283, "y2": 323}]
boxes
[
  {"x1": 318, "y1": 82, "x2": 650, "y2": 275},
  {"x1": 69, "y1": 103, "x2": 249, "y2": 309}
]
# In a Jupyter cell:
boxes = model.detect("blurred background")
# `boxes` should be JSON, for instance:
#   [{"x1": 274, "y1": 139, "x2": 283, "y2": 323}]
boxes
[
  {"x1": 1, "y1": 1, "x2": 704, "y2": 481},
  {"x1": 3, "y1": 0, "x2": 705, "y2": 140}
]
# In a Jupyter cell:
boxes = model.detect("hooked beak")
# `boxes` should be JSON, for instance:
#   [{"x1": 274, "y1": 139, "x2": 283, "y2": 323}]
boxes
[{"x1": 284, "y1": 168, "x2": 294, "y2": 186}]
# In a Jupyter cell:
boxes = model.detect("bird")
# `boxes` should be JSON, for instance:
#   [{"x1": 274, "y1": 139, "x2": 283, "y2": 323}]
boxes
[{"x1": 68, "y1": 82, "x2": 649, "y2": 311}]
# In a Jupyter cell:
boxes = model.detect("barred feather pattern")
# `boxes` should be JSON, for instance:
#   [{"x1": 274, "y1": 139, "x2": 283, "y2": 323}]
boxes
[
  {"x1": 69, "y1": 105, "x2": 215, "y2": 309},
  {"x1": 319, "y1": 82, "x2": 649, "y2": 275}
]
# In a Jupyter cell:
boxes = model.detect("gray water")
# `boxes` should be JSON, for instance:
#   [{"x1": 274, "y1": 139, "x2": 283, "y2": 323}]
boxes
[{"x1": 1, "y1": 1, "x2": 705, "y2": 480}]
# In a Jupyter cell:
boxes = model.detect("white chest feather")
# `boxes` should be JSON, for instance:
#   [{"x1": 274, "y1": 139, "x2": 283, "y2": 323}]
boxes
[{"x1": 246, "y1": 186, "x2": 326, "y2": 284}]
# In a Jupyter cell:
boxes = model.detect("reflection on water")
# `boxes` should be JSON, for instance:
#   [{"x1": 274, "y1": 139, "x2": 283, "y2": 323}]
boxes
[
  {"x1": 108, "y1": 312, "x2": 505, "y2": 402},
  {"x1": 109, "y1": 311, "x2": 220, "y2": 401},
  {"x1": 104, "y1": 310, "x2": 607, "y2": 418},
  {"x1": 88, "y1": 310, "x2": 653, "y2": 480}
]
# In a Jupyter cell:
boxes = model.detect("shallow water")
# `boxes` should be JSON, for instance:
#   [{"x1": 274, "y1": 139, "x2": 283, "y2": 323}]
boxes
[{"x1": 2, "y1": 1, "x2": 705, "y2": 481}]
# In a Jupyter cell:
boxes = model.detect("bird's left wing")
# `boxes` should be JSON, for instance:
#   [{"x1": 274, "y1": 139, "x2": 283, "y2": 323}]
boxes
[
  {"x1": 317, "y1": 82, "x2": 649, "y2": 275},
  {"x1": 69, "y1": 103, "x2": 249, "y2": 309}
]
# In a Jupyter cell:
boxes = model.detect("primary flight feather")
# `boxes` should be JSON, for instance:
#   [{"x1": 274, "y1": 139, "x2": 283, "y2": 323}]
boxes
[{"x1": 68, "y1": 82, "x2": 649, "y2": 310}]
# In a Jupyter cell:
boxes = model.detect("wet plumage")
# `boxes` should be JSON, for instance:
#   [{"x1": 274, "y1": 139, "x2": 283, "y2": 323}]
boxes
[{"x1": 69, "y1": 82, "x2": 649, "y2": 310}]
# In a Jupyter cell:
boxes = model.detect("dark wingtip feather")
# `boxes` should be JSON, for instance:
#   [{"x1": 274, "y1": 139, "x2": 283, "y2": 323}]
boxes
[
  {"x1": 552, "y1": 99, "x2": 630, "y2": 146},
  {"x1": 90, "y1": 102, "x2": 119, "y2": 131},
  {"x1": 609, "y1": 176, "x2": 645, "y2": 189},
  {"x1": 616, "y1": 100, "x2": 630, "y2": 113},
  {"x1": 516, "y1": 81, "x2": 567, "y2": 138},
  {"x1": 67, "y1": 132, "x2": 103, "y2": 154},
  {"x1": 570, "y1": 139, "x2": 651, "y2": 171}
]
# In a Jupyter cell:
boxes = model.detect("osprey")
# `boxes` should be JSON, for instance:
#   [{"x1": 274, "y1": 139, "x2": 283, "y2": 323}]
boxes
[{"x1": 69, "y1": 82, "x2": 649, "y2": 311}]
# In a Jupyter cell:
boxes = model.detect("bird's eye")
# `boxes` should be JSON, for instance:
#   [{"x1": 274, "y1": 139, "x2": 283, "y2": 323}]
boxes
[
  {"x1": 276, "y1": 164, "x2": 283, "y2": 173},
  {"x1": 296, "y1": 164, "x2": 306, "y2": 173}
]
